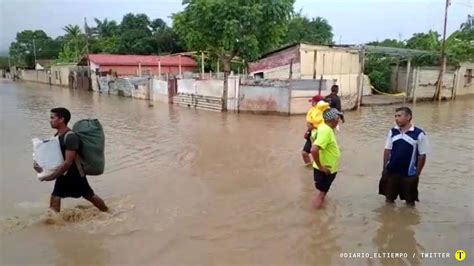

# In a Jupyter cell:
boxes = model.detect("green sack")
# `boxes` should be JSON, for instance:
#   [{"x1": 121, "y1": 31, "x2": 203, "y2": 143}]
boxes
[{"x1": 66, "y1": 119, "x2": 105, "y2": 176}]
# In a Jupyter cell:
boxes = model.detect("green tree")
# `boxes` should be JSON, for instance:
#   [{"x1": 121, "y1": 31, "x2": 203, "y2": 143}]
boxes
[
  {"x1": 405, "y1": 31, "x2": 441, "y2": 65},
  {"x1": 460, "y1": 14, "x2": 473, "y2": 31},
  {"x1": 364, "y1": 54, "x2": 394, "y2": 92},
  {"x1": 367, "y1": 39, "x2": 405, "y2": 48},
  {"x1": 173, "y1": 0, "x2": 294, "y2": 110},
  {"x1": 89, "y1": 18, "x2": 120, "y2": 53},
  {"x1": 9, "y1": 30, "x2": 61, "y2": 67},
  {"x1": 56, "y1": 25, "x2": 86, "y2": 63},
  {"x1": 117, "y1": 13, "x2": 154, "y2": 54},
  {"x1": 406, "y1": 31, "x2": 440, "y2": 51},
  {"x1": 446, "y1": 15, "x2": 474, "y2": 63},
  {"x1": 151, "y1": 19, "x2": 184, "y2": 54},
  {"x1": 0, "y1": 57, "x2": 10, "y2": 69},
  {"x1": 283, "y1": 14, "x2": 333, "y2": 45},
  {"x1": 93, "y1": 18, "x2": 119, "y2": 38}
]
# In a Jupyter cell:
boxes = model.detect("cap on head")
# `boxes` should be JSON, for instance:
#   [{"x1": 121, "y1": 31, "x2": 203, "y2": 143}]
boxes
[
  {"x1": 309, "y1": 95, "x2": 324, "y2": 103},
  {"x1": 323, "y1": 108, "x2": 343, "y2": 121}
]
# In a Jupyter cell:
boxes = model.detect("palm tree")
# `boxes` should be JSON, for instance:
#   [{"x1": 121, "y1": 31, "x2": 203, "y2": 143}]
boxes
[
  {"x1": 62, "y1": 24, "x2": 84, "y2": 61},
  {"x1": 460, "y1": 15, "x2": 473, "y2": 31},
  {"x1": 63, "y1": 25, "x2": 82, "y2": 39},
  {"x1": 93, "y1": 18, "x2": 118, "y2": 38}
]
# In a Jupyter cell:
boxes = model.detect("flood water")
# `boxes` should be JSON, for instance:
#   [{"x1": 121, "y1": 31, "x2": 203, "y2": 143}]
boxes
[{"x1": 1, "y1": 80, "x2": 473, "y2": 265}]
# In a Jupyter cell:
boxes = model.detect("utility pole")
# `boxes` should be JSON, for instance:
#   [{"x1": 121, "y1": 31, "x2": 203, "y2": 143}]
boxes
[
  {"x1": 84, "y1": 17, "x2": 92, "y2": 90},
  {"x1": 32, "y1": 38, "x2": 37, "y2": 68},
  {"x1": 433, "y1": 0, "x2": 450, "y2": 101}
]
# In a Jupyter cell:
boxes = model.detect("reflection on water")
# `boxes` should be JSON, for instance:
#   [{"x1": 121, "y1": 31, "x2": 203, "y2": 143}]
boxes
[
  {"x1": 374, "y1": 206, "x2": 423, "y2": 266},
  {"x1": 1, "y1": 80, "x2": 473, "y2": 265}
]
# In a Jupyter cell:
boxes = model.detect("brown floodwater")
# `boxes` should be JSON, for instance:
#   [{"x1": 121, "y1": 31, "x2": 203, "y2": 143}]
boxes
[{"x1": 0, "y1": 80, "x2": 473, "y2": 265}]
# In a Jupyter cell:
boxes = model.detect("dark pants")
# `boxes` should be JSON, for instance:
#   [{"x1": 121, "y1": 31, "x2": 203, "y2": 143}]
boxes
[
  {"x1": 379, "y1": 171, "x2": 419, "y2": 202},
  {"x1": 314, "y1": 168, "x2": 337, "y2": 193}
]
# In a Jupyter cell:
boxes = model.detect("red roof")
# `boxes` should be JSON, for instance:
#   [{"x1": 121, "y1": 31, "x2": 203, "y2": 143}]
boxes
[{"x1": 83, "y1": 54, "x2": 197, "y2": 67}]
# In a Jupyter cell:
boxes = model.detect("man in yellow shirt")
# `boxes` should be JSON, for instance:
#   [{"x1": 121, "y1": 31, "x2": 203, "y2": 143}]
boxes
[{"x1": 311, "y1": 108, "x2": 342, "y2": 209}]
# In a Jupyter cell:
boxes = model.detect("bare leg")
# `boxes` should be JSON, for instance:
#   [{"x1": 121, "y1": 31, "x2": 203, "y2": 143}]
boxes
[
  {"x1": 312, "y1": 192, "x2": 326, "y2": 209},
  {"x1": 302, "y1": 151, "x2": 312, "y2": 165},
  {"x1": 84, "y1": 194, "x2": 109, "y2": 212},
  {"x1": 49, "y1": 196, "x2": 61, "y2": 212}
]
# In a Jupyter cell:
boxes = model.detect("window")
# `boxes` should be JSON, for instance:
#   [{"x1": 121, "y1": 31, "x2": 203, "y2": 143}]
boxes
[
  {"x1": 466, "y1": 69, "x2": 473, "y2": 85},
  {"x1": 254, "y1": 72, "x2": 264, "y2": 79}
]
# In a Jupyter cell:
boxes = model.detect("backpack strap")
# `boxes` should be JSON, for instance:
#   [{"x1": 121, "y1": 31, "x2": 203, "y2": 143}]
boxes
[{"x1": 64, "y1": 131, "x2": 85, "y2": 177}]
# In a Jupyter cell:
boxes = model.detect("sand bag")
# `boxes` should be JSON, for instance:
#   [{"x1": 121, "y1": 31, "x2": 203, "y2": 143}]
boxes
[{"x1": 32, "y1": 137, "x2": 64, "y2": 179}]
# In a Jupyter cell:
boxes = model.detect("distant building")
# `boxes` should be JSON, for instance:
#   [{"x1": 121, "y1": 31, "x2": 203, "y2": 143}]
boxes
[
  {"x1": 248, "y1": 43, "x2": 364, "y2": 98},
  {"x1": 78, "y1": 54, "x2": 197, "y2": 76}
]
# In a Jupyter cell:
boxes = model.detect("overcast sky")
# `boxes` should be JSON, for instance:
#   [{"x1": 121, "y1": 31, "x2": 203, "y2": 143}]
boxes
[{"x1": 0, "y1": 0, "x2": 472, "y2": 54}]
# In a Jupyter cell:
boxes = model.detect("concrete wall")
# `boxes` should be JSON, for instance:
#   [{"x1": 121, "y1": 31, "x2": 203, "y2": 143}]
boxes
[
  {"x1": 407, "y1": 67, "x2": 456, "y2": 100},
  {"x1": 50, "y1": 64, "x2": 79, "y2": 87},
  {"x1": 153, "y1": 79, "x2": 168, "y2": 103},
  {"x1": 239, "y1": 84, "x2": 291, "y2": 114},
  {"x1": 456, "y1": 62, "x2": 474, "y2": 96},
  {"x1": 177, "y1": 76, "x2": 239, "y2": 111},
  {"x1": 20, "y1": 70, "x2": 50, "y2": 84},
  {"x1": 21, "y1": 65, "x2": 84, "y2": 88},
  {"x1": 107, "y1": 78, "x2": 134, "y2": 97},
  {"x1": 290, "y1": 79, "x2": 333, "y2": 114}
]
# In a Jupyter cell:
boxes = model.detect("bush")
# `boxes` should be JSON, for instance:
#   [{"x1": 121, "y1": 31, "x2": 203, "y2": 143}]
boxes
[{"x1": 364, "y1": 54, "x2": 393, "y2": 93}]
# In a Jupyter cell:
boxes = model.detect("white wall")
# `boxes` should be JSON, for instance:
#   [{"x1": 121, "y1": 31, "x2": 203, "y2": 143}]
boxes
[{"x1": 153, "y1": 79, "x2": 168, "y2": 103}]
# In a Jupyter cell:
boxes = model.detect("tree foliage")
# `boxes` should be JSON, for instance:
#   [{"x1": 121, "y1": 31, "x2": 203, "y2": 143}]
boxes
[
  {"x1": 9, "y1": 30, "x2": 61, "y2": 67},
  {"x1": 173, "y1": 0, "x2": 294, "y2": 67},
  {"x1": 367, "y1": 39, "x2": 405, "y2": 48},
  {"x1": 116, "y1": 13, "x2": 154, "y2": 54},
  {"x1": 173, "y1": 0, "x2": 294, "y2": 110},
  {"x1": 283, "y1": 15, "x2": 333, "y2": 45},
  {"x1": 55, "y1": 25, "x2": 87, "y2": 63}
]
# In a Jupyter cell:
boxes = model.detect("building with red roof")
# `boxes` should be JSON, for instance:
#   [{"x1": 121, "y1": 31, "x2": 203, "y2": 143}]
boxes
[{"x1": 78, "y1": 54, "x2": 197, "y2": 76}]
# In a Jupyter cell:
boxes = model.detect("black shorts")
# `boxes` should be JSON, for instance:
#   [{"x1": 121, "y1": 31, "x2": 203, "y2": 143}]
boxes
[
  {"x1": 303, "y1": 139, "x2": 312, "y2": 153},
  {"x1": 52, "y1": 172, "x2": 95, "y2": 199},
  {"x1": 379, "y1": 171, "x2": 419, "y2": 202},
  {"x1": 313, "y1": 168, "x2": 337, "y2": 193}
]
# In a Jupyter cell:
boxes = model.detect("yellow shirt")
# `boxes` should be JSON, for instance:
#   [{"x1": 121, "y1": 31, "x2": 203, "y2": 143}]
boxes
[{"x1": 306, "y1": 101, "x2": 330, "y2": 129}]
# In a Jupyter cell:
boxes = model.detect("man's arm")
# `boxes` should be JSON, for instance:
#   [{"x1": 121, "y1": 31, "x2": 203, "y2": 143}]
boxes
[
  {"x1": 335, "y1": 97, "x2": 342, "y2": 112},
  {"x1": 383, "y1": 130, "x2": 393, "y2": 173},
  {"x1": 383, "y1": 149, "x2": 391, "y2": 173},
  {"x1": 40, "y1": 150, "x2": 76, "y2": 181},
  {"x1": 416, "y1": 132, "x2": 430, "y2": 177},
  {"x1": 416, "y1": 155, "x2": 426, "y2": 177},
  {"x1": 311, "y1": 145, "x2": 329, "y2": 174}
]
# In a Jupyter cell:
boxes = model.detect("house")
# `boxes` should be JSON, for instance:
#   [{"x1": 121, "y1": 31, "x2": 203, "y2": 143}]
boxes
[
  {"x1": 248, "y1": 43, "x2": 364, "y2": 99},
  {"x1": 391, "y1": 61, "x2": 474, "y2": 100},
  {"x1": 78, "y1": 54, "x2": 197, "y2": 77}
]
